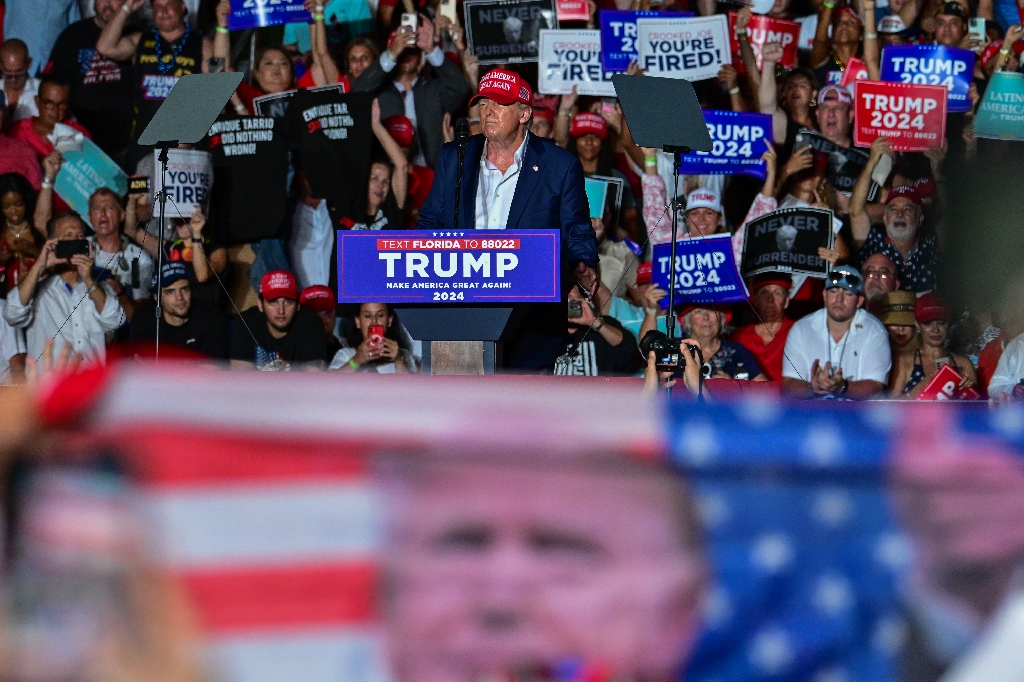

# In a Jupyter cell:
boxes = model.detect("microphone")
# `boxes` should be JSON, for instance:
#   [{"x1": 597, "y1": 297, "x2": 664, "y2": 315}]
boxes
[
  {"x1": 455, "y1": 117, "x2": 470, "y2": 149},
  {"x1": 453, "y1": 117, "x2": 470, "y2": 229}
]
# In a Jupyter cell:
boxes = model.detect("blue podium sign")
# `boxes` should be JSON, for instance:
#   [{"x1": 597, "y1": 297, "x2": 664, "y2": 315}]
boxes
[{"x1": 337, "y1": 230, "x2": 562, "y2": 303}]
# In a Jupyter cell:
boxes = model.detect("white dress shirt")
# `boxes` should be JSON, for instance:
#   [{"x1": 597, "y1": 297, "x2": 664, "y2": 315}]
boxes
[
  {"x1": 475, "y1": 132, "x2": 529, "y2": 230},
  {"x1": 782, "y1": 307, "x2": 891, "y2": 384},
  {"x1": 1, "y1": 76, "x2": 39, "y2": 122},
  {"x1": 4, "y1": 275, "x2": 125, "y2": 363},
  {"x1": 988, "y1": 332, "x2": 1024, "y2": 398}
]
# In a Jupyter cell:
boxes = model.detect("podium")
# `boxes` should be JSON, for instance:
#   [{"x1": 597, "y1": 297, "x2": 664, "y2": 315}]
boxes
[
  {"x1": 336, "y1": 229, "x2": 561, "y2": 375},
  {"x1": 393, "y1": 306, "x2": 515, "y2": 374}
]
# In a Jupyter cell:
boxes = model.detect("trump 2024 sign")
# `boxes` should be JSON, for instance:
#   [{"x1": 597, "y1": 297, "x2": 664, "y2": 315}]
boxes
[
  {"x1": 337, "y1": 230, "x2": 562, "y2": 303},
  {"x1": 854, "y1": 80, "x2": 947, "y2": 152}
]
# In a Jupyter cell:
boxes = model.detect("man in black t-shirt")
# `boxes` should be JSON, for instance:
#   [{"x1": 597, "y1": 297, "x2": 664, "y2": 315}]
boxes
[
  {"x1": 229, "y1": 270, "x2": 327, "y2": 371},
  {"x1": 130, "y1": 261, "x2": 228, "y2": 359},
  {"x1": 554, "y1": 286, "x2": 642, "y2": 376},
  {"x1": 44, "y1": 0, "x2": 139, "y2": 169}
]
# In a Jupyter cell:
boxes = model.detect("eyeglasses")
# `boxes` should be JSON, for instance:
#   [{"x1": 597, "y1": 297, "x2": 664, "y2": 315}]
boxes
[
  {"x1": 38, "y1": 98, "x2": 68, "y2": 110},
  {"x1": 863, "y1": 268, "x2": 895, "y2": 280}
]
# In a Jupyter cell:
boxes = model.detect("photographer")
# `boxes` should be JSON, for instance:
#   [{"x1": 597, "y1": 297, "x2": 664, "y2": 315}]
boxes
[
  {"x1": 641, "y1": 334, "x2": 705, "y2": 398},
  {"x1": 329, "y1": 302, "x2": 413, "y2": 373},
  {"x1": 554, "y1": 286, "x2": 641, "y2": 376},
  {"x1": 4, "y1": 212, "x2": 124, "y2": 363}
]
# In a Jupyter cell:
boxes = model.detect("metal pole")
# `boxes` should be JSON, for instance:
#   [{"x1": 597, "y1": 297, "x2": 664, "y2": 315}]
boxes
[{"x1": 155, "y1": 146, "x2": 170, "y2": 362}]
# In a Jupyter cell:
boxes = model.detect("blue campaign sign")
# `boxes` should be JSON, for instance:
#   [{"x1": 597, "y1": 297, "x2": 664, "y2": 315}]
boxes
[
  {"x1": 228, "y1": 0, "x2": 311, "y2": 31},
  {"x1": 881, "y1": 44, "x2": 974, "y2": 113},
  {"x1": 678, "y1": 110, "x2": 772, "y2": 179},
  {"x1": 600, "y1": 9, "x2": 692, "y2": 72},
  {"x1": 337, "y1": 230, "x2": 562, "y2": 303},
  {"x1": 651, "y1": 234, "x2": 749, "y2": 308}
]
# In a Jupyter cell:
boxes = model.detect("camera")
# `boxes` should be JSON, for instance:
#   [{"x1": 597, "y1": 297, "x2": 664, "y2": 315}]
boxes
[{"x1": 640, "y1": 330, "x2": 689, "y2": 372}]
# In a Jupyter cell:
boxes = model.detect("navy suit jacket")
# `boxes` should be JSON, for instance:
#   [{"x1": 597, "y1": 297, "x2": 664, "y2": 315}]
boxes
[{"x1": 416, "y1": 133, "x2": 598, "y2": 270}]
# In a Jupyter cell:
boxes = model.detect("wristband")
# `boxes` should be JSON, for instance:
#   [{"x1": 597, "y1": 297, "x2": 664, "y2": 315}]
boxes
[
  {"x1": 865, "y1": 32, "x2": 878, "y2": 38},
  {"x1": 729, "y1": 86, "x2": 741, "y2": 95},
  {"x1": 348, "y1": 358, "x2": 358, "y2": 368},
  {"x1": 823, "y1": 0, "x2": 836, "y2": 8},
  {"x1": 216, "y1": 25, "x2": 229, "y2": 33},
  {"x1": 735, "y1": 28, "x2": 748, "y2": 36},
  {"x1": 121, "y1": 3, "x2": 132, "y2": 12},
  {"x1": 1000, "y1": 47, "x2": 1012, "y2": 57},
  {"x1": 312, "y1": 12, "x2": 324, "y2": 21},
  {"x1": 644, "y1": 156, "x2": 657, "y2": 164},
  {"x1": 41, "y1": 180, "x2": 54, "y2": 189},
  {"x1": 315, "y1": 4, "x2": 325, "y2": 10},
  {"x1": 234, "y1": 102, "x2": 247, "y2": 114}
]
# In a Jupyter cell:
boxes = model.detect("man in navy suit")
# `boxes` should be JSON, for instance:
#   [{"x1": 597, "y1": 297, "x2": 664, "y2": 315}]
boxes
[{"x1": 417, "y1": 69, "x2": 599, "y2": 370}]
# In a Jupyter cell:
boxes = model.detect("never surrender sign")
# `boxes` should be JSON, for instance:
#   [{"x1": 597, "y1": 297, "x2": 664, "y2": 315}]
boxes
[
  {"x1": 727, "y1": 11, "x2": 799, "y2": 70},
  {"x1": 881, "y1": 44, "x2": 974, "y2": 113},
  {"x1": 793, "y1": 128, "x2": 875, "y2": 197},
  {"x1": 677, "y1": 110, "x2": 772, "y2": 179},
  {"x1": 599, "y1": 10, "x2": 691, "y2": 72},
  {"x1": 651, "y1": 234, "x2": 748, "y2": 306},
  {"x1": 539, "y1": 29, "x2": 615, "y2": 95},
  {"x1": 742, "y1": 207, "x2": 834, "y2": 279},
  {"x1": 464, "y1": 0, "x2": 557, "y2": 64},
  {"x1": 854, "y1": 80, "x2": 947, "y2": 152},
  {"x1": 228, "y1": 0, "x2": 311, "y2": 30},
  {"x1": 637, "y1": 15, "x2": 731, "y2": 81},
  {"x1": 337, "y1": 230, "x2": 561, "y2": 303}
]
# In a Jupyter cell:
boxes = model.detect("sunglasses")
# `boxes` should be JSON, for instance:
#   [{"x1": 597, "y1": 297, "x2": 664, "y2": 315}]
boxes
[{"x1": 825, "y1": 270, "x2": 863, "y2": 291}]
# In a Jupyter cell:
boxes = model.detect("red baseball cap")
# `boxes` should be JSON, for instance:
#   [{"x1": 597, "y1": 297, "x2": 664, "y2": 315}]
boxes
[
  {"x1": 636, "y1": 262, "x2": 652, "y2": 285},
  {"x1": 383, "y1": 114, "x2": 415, "y2": 147},
  {"x1": 260, "y1": 270, "x2": 298, "y2": 301},
  {"x1": 470, "y1": 69, "x2": 533, "y2": 107},
  {"x1": 299, "y1": 285, "x2": 335, "y2": 312},
  {"x1": 836, "y1": 6, "x2": 864, "y2": 26},
  {"x1": 886, "y1": 184, "x2": 922, "y2": 206},
  {"x1": 749, "y1": 272, "x2": 792, "y2": 292},
  {"x1": 980, "y1": 40, "x2": 1003, "y2": 68},
  {"x1": 817, "y1": 84, "x2": 853, "y2": 106},
  {"x1": 915, "y1": 292, "x2": 949, "y2": 324},
  {"x1": 532, "y1": 107, "x2": 555, "y2": 125},
  {"x1": 570, "y1": 112, "x2": 608, "y2": 139}
]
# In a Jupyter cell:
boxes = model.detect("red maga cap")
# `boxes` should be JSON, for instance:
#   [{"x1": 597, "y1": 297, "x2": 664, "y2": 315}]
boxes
[
  {"x1": 570, "y1": 112, "x2": 608, "y2": 139},
  {"x1": 636, "y1": 262, "x2": 652, "y2": 285},
  {"x1": 260, "y1": 270, "x2": 298, "y2": 301},
  {"x1": 885, "y1": 184, "x2": 922, "y2": 206},
  {"x1": 470, "y1": 69, "x2": 533, "y2": 107},
  {"x1": 299, "y1": 285, "x2": 336, "y2": 312},
  {"x1": 532, "y1": 107, "x2": 555, "y2": 125},
  {"x1": 383, "y1": 114, "x2": 415, "y2": 147},
  {"x1": 915, "y1": 291, "x2": 949, "y2": 323}
]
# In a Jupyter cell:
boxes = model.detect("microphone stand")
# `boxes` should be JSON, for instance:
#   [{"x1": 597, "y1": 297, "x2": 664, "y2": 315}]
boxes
[
  {"x1": 153, "y1": 140, "x2": 178, "y2": 362},
  {"x1": 663, "y1": 145, "x2": 690, "y2": 341},
  {"x1": 454, "y1": 118, "x2": 470, "y2": 229}
]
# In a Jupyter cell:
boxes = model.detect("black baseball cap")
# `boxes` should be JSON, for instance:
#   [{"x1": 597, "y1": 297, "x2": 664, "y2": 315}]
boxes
[{"x1": 938, "y1": 1, "x2": 968, "y2": 20}]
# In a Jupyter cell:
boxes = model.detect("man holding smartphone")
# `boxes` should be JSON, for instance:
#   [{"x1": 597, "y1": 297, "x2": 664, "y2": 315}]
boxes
[{"x1": 4, "y1": 212, "x2": 125, "y2": 363}]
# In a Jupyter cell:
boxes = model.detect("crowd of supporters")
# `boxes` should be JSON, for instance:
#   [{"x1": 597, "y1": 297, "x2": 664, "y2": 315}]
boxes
[{"x1": 0, "y1": 0, "x2": 1022, "y2": 396}]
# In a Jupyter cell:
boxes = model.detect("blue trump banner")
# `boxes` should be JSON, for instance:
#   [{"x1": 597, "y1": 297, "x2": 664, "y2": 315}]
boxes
[
  {"x1": 600, "y1": 9, "x2": 691, "y2": 72},
  {"x1": 228, "y1": 0, "x2": 311, "y2": 31},
  {"x1": 881, "y1": 44, "x2": 974, "y2": 113},
  {"x1": 974, "y1": 71, "x2": 1024, "y2": 140},
  {"x1": 337, "y1": 229, "x2": 561, "y2": 303},
  {"x1": 651, "y1": 234, "x2": 748, "y2": 308},
  {"x1": 678, "y1": 110, "x2": 773, "y2": 179}
]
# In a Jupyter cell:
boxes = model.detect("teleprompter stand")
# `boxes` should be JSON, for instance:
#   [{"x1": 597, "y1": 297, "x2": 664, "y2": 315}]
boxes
[
  {"x1": 138, "y1": 72, "x2": 243, "y2": 360},
  {"x1": 612, "y1": 74, "x2": 712, "y2": 340}
]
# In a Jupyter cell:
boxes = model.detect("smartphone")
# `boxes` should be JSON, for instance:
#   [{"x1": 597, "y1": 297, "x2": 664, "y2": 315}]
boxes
[
  {"x1": 439, "y1": 0, "x2": 458, "y2": 26},
  {"x1": 368, "y1": 325, "x2": 386, "y2": 348},
  {"x1": 128, "y1": 176, "x2": 150, "y2": 195},
  {"x1": 208, "y1": 56, "x2": 226, "y2": 73},
  {"x1": 567, "y1": 300, "x2": 583, "y2": 319},
  {"x1": 400, "y1": 12, "x2": 418, "y2": 33},
  {"x1": 55, "y1": 239, "x2": 90, "y2": 260},
  {"x1": 968, "y1": 17, "x2": 986, "y2": 43}
]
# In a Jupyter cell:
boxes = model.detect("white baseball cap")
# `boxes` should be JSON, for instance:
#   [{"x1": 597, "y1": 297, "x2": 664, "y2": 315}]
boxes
[{"x1": 686, "y1": 188, "x2": 722, "y2": 213}]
